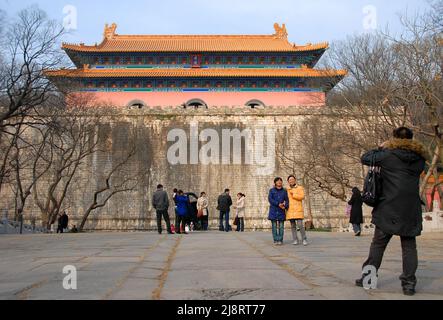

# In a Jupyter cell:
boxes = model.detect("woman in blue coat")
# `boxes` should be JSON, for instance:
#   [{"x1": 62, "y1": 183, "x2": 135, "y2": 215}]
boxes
[
  {"x1": 268, "y1": 177, "x2": 289, "y2": 245},
  {"x1": 175, "y1": 190, "x2": 189, "y2": 234}
]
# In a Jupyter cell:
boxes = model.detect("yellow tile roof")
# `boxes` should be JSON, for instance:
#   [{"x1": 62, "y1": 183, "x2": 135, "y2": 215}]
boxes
[
  {"x1": 62, "y1": 23, "x2": 329, "y2": 53},
  {"x1": 45, "y1": 68, "x2": 347, "y2": 78}
]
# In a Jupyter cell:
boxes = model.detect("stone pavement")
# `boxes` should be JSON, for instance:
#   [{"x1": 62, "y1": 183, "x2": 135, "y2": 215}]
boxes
[{"x1": 0, "y1": 231, "x2": 442, "y2": 300}]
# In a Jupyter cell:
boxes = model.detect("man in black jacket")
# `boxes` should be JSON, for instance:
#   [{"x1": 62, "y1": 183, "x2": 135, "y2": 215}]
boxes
[
  {"x1": 152, "y1": 184, "x2": 172, "y2": 234},
  {"x1": 217, "y1": 189, "x2": 232, "y2": 232},
  {"x1": 57, "y1": 211, "x2": 69, "y2": 233},
  {"x1": 356, "y1": 127, "x2": 426, "y2": 296}
]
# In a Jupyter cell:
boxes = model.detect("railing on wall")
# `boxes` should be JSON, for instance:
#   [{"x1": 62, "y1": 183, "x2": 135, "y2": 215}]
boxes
[{"x1": 0, "y1": 214, "x2": 47, "y2": 234}]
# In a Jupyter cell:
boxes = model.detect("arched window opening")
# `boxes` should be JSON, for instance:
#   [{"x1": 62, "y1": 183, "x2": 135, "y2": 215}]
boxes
[
  {"x1": 245, "y1": 99, "x2": 266, "y2": 109},
  {"x1": 184, "y1": 99, "x2": 208, "y2": 109},
  {"x1": 127, "y1": 99, "x2": 147, "y2": 109}
]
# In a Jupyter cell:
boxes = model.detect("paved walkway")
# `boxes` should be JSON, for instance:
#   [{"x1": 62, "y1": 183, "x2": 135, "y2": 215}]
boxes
[{"x1": 0, "y1": 231, "x2": 442, "y2": 300}]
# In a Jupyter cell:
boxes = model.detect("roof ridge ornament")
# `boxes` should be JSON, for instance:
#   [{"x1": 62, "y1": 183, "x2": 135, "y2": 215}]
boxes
[
  {"x1": 104, "y1": 23, "x2": 117, "y2": 40},
  {"x1": 273, "y1": 23, "x2": 288, "y2": 39}
]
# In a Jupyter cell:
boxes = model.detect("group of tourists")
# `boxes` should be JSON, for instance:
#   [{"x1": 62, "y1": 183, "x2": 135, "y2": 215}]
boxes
[
  {"x1": 152, "y1": 186, "x2": 247, "y2": 235},
  {"x1": 152, "y1": 175, "x2": 309, "y2": 246}
]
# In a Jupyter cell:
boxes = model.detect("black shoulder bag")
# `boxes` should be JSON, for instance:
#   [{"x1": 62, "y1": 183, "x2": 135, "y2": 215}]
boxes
[{"x1": 362, "y1": 152, "x2": 382, "y2": 207}]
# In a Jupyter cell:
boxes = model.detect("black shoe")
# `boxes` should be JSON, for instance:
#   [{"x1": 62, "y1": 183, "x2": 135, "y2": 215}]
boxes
[
  {"x1": 403, "y1": 288, "x2": 416, "y2": 296},
  {"x1": 401, "y1": 278, "x2": 416, "y2": 296}
]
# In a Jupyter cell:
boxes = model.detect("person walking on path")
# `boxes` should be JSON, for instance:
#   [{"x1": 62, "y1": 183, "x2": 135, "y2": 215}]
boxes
[
  {"x1": 197, "y1": 192, "x2": 209, "y2": 231},
  {"x1": 286, "y1": 175, "x2": 308, "y2": 246},
  {"x1": 152, "y1": 184, "x2": 172, "y2": 234},
  {"x1": 175, "y1": 190, "x2": 189, "y2": 234},
  {"x1": 57, "y1": 211, "x2": 69, "y2": 234},
  {"x1": 355, "y1": 127, "x2": 426, "y2": 296},
  {"x1": 217, "y1": 189, "x2": 232, "y2": 232},
  {"x1": 268, "y1": 177, "x2": 289, "y2": 245},
  {"x1": 348, "y1": 187, "x2": 364, "y2": 236},
  {"x1": 234, "y1": 193, "x2": 246, "y2": 232}
]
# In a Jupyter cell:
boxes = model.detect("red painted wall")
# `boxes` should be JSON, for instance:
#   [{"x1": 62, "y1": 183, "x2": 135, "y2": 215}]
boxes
[{"x1": 72, "y1": 91, "x2": 326, "y2": 107}]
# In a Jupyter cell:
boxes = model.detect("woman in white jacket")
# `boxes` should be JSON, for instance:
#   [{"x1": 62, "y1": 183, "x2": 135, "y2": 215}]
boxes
[
  {"x1": 234, "y1": 193, "x2": 246, "y2": 232},
  {"x1": 197, "y1": 192, "x2": 209, "y2": 231}
]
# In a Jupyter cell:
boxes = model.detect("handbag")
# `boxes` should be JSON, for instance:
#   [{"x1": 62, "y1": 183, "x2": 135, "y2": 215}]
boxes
[
  {"x1": 362, "y1": 152, "x2": 382, "y2": 207},
  {"x1": 197, "y1": 209, "x2": 203, "y2": 218},
  {"x1": 233, "y1": 215, "x2": 239, "y2": 226}
]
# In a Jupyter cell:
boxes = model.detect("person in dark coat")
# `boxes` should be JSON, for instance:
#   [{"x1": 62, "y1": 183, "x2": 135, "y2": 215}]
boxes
[
  {"x1": 57, "y1": 211, "x2": 69, "y2": 233},
  {"x1": 268, "y1": 177, "x2": 289, "y2": 245},
  {"x1": 152, "y1": 184, "x2": 172, "y2": 234},
  {"x1": 355, "y1": 127, "x2": 426, "y2": 296},
  {"x1": 175, "y1": 190, "x2": 189, "y2": 234},
  {"x1": 348, "y1": 187, "x2": 363, "y2": 236},
  {"x1": 217, "y1": 189, "x2": 233, "y2": 232}
]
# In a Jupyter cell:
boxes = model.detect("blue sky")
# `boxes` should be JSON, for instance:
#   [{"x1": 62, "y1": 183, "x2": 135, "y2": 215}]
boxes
[{"x1": 1, "y1": 0, "x2": 431, "y2": 45}]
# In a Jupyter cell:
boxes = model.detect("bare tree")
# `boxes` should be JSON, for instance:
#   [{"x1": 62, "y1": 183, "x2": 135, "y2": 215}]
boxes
[
  {"x1": 277, "y1": 115, "x2": 366, "y2": 202},
  {"x1": 32, "y1": 104, "x2": 103, "y2": 228},
  {"x1": 0, "y1": 6, "x2": 67, "y2": 194},
  {"x1": 9, "y1": 118, "x2": 53, "y2": 231},
  {"x1": 78, "y1": 146, "x2": 141, "y2": 231},
  {"x1": 0, "y1": 6, "x2": 66, "y2": 127}
]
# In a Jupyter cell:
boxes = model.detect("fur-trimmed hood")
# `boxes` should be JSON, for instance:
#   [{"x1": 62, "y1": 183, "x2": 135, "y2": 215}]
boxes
[{"x1": 383, "y1": 138, "x2": 427, "y2": 162}]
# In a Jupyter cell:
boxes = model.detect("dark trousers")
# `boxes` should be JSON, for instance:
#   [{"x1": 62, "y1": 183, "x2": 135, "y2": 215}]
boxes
[
  {"x1": 236, "y1": 217, "x2": 244, "y2": 232},
  {"x1": 57, "y1": 225, "x2": 64, "y2": 233},
  {"x1": 362, "y1": 227, "x2": 418, "y2": 287},
  {"x1": 200, "y1": 211, "x2": 209, "y2": 230},
  {"x1": 156, "y1": 209, "x2": 171, "y2": 234},
  {"x1": 219, "y1": 210, "x2": 230, "y2": 232},
  {"x1": 175, "y1": 215, "x2": 187, "y2": 233}
]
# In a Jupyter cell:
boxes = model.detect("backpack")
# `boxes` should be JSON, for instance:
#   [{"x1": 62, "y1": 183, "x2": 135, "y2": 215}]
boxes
[{"x1": 362, "y1": 153, "x2": 382, "y2": 207}]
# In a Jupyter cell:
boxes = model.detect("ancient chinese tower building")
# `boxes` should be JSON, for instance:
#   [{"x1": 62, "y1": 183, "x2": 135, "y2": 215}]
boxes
[{"x1": 47, "y1": 23, "x2": 346, "y2": 108}]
